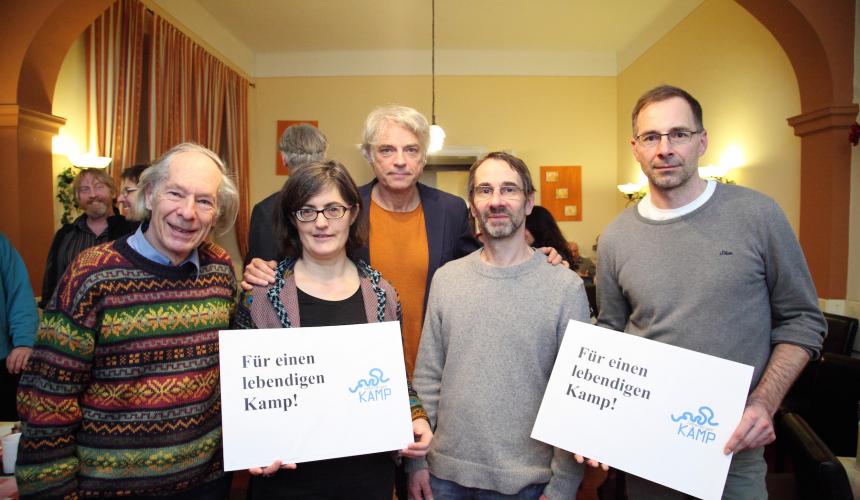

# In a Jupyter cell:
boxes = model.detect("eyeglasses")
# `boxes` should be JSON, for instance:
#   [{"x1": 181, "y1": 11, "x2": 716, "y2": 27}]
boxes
[
  {"x1": 294, "y1": 205, "x2": 352, "y2": 222},
  {"x1": 634, "y1": 129, "x2": 701, "y2": 148},
  {"x1": 472, "y1": 185, "x2": 525, "y2": 200},
  {"x1": 121, "y1": 187, "x2": 138, "y2": 196},
  {"x1": 374, "y1": 145, "x2": 421, "y2": 159}
]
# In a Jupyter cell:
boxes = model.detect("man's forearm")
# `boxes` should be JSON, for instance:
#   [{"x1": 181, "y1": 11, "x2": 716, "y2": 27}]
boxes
[{"x1": 747, "y1": 343, "x2": 810, "y2": 414}]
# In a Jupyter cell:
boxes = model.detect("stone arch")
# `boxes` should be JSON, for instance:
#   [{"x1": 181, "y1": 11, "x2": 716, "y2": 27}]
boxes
[
  {"x1": 0, "y1": 0, "x2": 112, "y2": 288},
  {"x1": 736, "y1": 0, "x2": 856, "y2": 299}
]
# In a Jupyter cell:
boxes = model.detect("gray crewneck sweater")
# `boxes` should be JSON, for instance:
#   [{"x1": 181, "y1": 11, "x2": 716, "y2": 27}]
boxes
[
  {"x1": 411, "y1": 250, "x2": 589, "y2": 499},
  {"x1": 597, "y1": 183, "x2": 825, "y2": 388}
]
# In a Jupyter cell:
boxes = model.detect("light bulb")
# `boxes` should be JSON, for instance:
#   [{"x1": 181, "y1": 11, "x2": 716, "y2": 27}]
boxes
[{"x1": 429, "y1": 124, "x2": 446, "y2": 153}]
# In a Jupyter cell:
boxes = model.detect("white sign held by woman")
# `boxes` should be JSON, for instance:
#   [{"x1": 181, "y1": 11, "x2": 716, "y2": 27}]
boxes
[{"x1": 219, "y1": 321, "x2": 414, "y2": 471}]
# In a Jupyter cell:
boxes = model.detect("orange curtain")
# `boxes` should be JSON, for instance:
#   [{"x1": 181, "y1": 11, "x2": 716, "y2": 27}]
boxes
[
  {"x1": 86, "y1": 0, "x2": 146, "y2": 186},
  {"x1": 224, "y1": 71, "x2": 250, "y2": 259},
  {"x1": 149, "y1": 16, "x2": 194, "y2": 156},
  {"x1": 149, "y1": 13, "x2": 250, "y2": 260},
  {"x1": 86, "y1": 3, "x2": 251, "y2": 260},
  {"x1": 193, "y1": 46, "x2": 227, "y2": 149}
]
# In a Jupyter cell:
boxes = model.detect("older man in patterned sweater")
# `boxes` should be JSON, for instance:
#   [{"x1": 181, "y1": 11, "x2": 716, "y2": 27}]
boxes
[{"x1": 16, "y1": 143, "x2": 239, "y2": 499}]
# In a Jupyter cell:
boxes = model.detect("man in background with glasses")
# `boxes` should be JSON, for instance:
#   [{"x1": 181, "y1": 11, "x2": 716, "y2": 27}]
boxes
[
  {"x1": 409, "y1": 152, "x2": 591, "y2": 499},
  {"x1": 597, "y1": 85, "x2": 825, "y2": 498},
  {"x1": 116, "y1": 163, "x2": 150, "y2": 221}
]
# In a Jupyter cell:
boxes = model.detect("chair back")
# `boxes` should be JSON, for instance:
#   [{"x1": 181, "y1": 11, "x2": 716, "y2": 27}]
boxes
[
  {"x1": 782, "y1": 353, "x2": 860, "y2": 457},
  {"x1": 776, "y1": 412, "x2": 853, "y2": 500},
  {"x1": 823, "y1": 312, "x2": 858, "y2": 356},
  {"x1": 584, "y1": 282, "x2": 598, "y2": 317}
]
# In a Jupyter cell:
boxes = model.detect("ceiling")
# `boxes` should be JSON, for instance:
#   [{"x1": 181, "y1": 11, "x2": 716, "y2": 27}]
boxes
[{"x1": 163, "y1": 0, "x2": 705, "y2": 76}]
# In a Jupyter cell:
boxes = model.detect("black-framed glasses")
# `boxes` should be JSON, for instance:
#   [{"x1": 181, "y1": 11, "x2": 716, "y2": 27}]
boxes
[
  {"x1": 120, "y1": 187, "x2": 138, "y2": 196},
  {"x1": 634, "y1": 129, "x2": 701, "y2": 148},
  {"x1": 294, "y1": 205, "x2": 352, "y2": 222},
  {"x1": 472, "y1": 185, "x2": 525, "y2": 200}
]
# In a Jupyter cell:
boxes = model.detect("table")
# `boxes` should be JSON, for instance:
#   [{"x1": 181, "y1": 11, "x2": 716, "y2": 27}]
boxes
[
  {"x1": 0, "y1": 476, "x2": 17, "y2": 500},
  {"x1": 0, "y1": 422, "x2": 19, "y2": 500}
]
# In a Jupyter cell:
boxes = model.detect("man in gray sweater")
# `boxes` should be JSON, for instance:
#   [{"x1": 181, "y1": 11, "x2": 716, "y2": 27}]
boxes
[
  {"x1": 598, "y1": 85, "x2": 825, "y2": 499},
  {"x1": 409, "y1": 152, "x2": 590, "y2": 499}
]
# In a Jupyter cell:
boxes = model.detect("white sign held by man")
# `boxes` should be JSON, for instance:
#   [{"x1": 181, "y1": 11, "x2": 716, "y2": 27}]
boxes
[
  {"x1": 531, "y1": 320, "x2": 753, "y2": 500},
  {"x1": 219, "y1": 321, "x2": 414, "y2": 471}
]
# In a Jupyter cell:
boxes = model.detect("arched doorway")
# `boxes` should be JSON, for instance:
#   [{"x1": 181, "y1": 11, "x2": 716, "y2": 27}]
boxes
[{"x1": 736, "y1": 0, "x2": 856, "y2": 299}]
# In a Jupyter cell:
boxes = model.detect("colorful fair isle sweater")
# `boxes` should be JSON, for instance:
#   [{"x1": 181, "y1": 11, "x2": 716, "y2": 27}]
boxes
[
  {"x1": 16, "y1": 237, "x2": 236, "y2": 498},
  {"x1": 234, "y1": 258, "x2": 428, "y2": 423}
]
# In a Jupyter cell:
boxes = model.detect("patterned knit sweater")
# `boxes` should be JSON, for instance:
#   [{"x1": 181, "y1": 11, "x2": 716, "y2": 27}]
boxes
[{"x1": 16, "y1": 237, "x2": 236, "y2": 498}]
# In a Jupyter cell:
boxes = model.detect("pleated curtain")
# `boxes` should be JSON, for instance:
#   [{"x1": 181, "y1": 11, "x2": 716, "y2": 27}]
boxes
[
  {"x1": 224, "y1": 71, "x2": 250, "y2": 258},
  {"x1": 86, "y1": 0, "x2": 146, "y2": 187},
  {"x1": 87, "y1": 0, "x2": 252, "y2": 260},
  {"x1": 148, "y1": 17, "x2": 195, "y2": 154}
]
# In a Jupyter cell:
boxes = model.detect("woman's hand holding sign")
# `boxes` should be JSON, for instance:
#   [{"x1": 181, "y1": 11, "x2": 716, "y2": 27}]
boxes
[
  {"x1": 248, "y1": 460, "x2": 297, "y2": 477},
  {"x1": 400, "y1": 418, "x2": 433, "y2": 458}
]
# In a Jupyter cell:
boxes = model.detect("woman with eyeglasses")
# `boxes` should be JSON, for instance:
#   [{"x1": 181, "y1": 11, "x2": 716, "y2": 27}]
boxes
[{"x1": 233, "y1": 160, "x2": 432, "y2": 499}]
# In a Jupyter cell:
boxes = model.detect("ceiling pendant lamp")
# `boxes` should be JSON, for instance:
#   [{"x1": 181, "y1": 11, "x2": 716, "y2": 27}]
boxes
[{"x1": 428, "y1": 0, "x2": 445, "y2": 153}]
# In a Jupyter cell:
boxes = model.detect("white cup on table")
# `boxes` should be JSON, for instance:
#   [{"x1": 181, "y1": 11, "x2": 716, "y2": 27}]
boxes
[{"x1": 1, "y1": 432, "x2": 21, "y2": 474}]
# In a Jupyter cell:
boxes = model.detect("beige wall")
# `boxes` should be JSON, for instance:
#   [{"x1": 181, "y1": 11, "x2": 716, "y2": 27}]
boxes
[
  {"x1": 251, "y1": 75, "x2": 618, "y2": 257},
  {"x1": 617, "y1": 0, "x2": 802, "y2": 232},
  {"x1": 51, "y1": 35, "x2": 88, "y2": 230}
]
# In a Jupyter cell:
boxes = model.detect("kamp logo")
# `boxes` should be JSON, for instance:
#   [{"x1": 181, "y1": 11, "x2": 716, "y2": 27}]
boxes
[
  {"x1": 348, "y1": 368, "x2": 392, "y2": 403},
  {"x1": 670, "y1": 406, "x2": 719, "y2": 445}
]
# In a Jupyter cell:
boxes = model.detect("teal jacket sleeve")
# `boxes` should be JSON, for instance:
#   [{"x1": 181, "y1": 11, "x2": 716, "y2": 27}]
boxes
[{"x1": 0, "y1": 234, "x2": 38, "y2": 355}]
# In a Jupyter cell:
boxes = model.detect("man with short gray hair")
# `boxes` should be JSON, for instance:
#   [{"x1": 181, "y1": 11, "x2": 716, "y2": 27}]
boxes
[
  {"x1": 17, "y1": 143, "x2": 239, "y2": 498},
  {"x1": 247, "y1": 123, "x2": 328, "y2": 262}
]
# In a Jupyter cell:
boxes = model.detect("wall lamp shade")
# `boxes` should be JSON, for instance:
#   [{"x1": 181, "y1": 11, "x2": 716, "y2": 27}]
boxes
[
  {"x1": 698, "y1": 164, "x2": 736, "y2": 184},
  {"x1": 617, "y1": 182, "x2": 646, "y2": 203},
  {"x1": 698, "y1": 165, "x2": 729, "y2": 179},
  {"x1": 68, "y1": 153, "x2": 112, "y2": 169},
  {"x1": 617, "y1": 183, "x2": 644, "y2": 195}
]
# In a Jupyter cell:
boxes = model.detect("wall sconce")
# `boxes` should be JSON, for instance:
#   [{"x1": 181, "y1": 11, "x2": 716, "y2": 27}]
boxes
[
  {"x1": 68, "y1": 152, "x2": 112, "y2": 169},
  {"x1": 53, "y1": 134, "x2": 111, "y2": 169},
  {"x1": 617, "y1": 182, "x2": 646, "y2": 204},
  {"x1": 698, "y1": 165, "x2": 735, "y2": 184}
]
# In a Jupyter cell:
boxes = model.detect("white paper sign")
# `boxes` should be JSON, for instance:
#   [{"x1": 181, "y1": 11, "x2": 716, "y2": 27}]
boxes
[
  {"x1": 532, "y1": 321, "x2": 754, "y2": 500},
  {"x1": 219, "y1": 321, "x2": 414, "y2": 471}
]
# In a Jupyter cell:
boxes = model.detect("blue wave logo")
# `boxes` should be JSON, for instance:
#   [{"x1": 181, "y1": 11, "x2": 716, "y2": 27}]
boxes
[
  {"x1": 671, "y1": 406, "x2": 720, "y2": 427},
  {"x1": 671, "y1": 406, "x2": 719, "y2": 445},
  {"x1": 349, "y1": 368, "x2": 392, "y2": 403}
]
